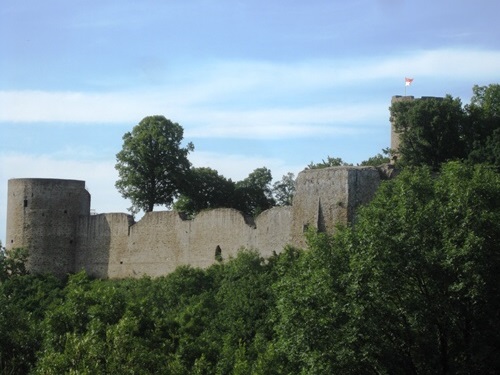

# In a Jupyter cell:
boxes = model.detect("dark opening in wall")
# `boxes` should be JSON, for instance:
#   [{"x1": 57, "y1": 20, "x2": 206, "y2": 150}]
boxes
[
  {"x1": 64, "y1": 210, "x2": 67, "y2": 214},
  {"x1": 24, "y1": 199, "x2": 28, "y2": 208},
  {"x1": 69, "y1": 240, "x2": 73, "y2": 244},
  {"x1": 215, "y1": 245, "x2": 223, "y2": 262}
]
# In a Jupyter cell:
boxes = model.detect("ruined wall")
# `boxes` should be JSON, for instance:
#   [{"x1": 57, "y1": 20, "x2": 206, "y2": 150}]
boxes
[
  {"x1": 124, "y1": 211, "x2": 191, "y2": 278},
  {"x1": 253, "y1": 206, "x2": 292, "y2": 256},
  {"x1": 6, "y1": 166, "x2": 386, "y2": 279},
  {"x1": 76, "y1": 207, "x2": 292, "y2": 278},
  {"x1": 76, "y1": 213, "x2": 133, "y2": 278}
]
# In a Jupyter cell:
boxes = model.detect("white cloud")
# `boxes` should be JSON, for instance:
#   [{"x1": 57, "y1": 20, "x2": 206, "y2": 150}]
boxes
[
  {"x1": 200, "y1": 48, "x2": 500, "y2": 89},
  {"x1": 1, "y1": 48, "x2": 499, "y2": 139},
  {"x1": 183, "y1": 104, "x2": 386, "y2": 139}
]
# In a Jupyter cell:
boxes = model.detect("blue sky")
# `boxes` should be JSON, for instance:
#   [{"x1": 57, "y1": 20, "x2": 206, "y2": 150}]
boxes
[{"x1": 1, "y1": 0, "x2": 500, "y2": 243}]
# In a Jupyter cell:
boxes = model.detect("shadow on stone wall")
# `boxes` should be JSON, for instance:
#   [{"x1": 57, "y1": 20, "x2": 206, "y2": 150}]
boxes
[{"x1": 76, "y1": 213, "x2": 129, "y2": 278}]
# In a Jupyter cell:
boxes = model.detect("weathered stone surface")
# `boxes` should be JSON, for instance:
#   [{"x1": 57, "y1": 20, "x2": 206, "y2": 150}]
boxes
[
  {"x1": 291, "y1": 166, "x2": 381, "y2": 247},
  {"x1": 6, "y1": 178, "x2": 90, "y2": 278},
  {"x1": 5, "y1": 166, "x2": 386, "y2": 278}
]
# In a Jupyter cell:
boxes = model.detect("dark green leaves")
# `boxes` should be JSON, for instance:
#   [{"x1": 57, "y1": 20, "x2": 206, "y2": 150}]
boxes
[
  {"x1": 391, "y1": 84, "x2": 500, "y2": 169},
  {"x1": 115, "y1": 116, "x2": 194, "y2": 213}
]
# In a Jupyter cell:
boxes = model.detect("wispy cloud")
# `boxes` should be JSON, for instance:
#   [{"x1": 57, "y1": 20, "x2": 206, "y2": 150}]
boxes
[
  {"x1": 1, "y1": 48, "x2": 499, "y2": 137},
  {"x1": 184, "y1": 104, "x2": 385, "y2": 139}
]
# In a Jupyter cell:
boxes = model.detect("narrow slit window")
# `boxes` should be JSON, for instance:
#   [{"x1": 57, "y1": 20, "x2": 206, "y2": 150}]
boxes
[{"x1": 24, "y1": 199, "x2": 28, "y2": 208}]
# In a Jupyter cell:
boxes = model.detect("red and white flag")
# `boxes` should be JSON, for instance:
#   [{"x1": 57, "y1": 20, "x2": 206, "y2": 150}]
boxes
[{"x1": 405, "y1": 77, "x2": 414, "y2": 86}]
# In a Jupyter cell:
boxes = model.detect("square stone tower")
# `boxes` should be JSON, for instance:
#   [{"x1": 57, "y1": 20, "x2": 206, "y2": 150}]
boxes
[{"x1": 291, "y1": 166, "x2": 382, "y2": 247}]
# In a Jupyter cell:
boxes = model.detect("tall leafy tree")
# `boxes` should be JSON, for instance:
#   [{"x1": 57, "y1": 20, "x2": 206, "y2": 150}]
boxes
[
  {"x1": 115, "y1": 116, "x2": 194, "y2": 213},
  {"x1": 272, "y1": 239, "x2": 351, "y2": 374},
  {"x1": 344, "y1": 162, "x2": 500, "y2": 373},
  {"x1": 211, "y1": 250, "x2": 278, "y2": 374}
]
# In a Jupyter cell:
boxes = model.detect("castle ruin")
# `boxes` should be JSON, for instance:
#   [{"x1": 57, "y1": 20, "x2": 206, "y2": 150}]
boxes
[
  {"x1": 5, "y1": 95, "x2": 415, "y2": 278},
  {"x1": 5, "y1": 166, "x2": 389, "y2": 278}
]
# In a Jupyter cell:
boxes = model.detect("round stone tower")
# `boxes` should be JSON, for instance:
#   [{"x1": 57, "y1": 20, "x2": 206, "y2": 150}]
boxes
[{"x1": 6, "y1": 178, "x2": 90, "y2": 277}]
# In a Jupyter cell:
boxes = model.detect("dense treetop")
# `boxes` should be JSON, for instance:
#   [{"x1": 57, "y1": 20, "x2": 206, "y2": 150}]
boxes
[
  {"x1": 115, "y1": 115, "x2": 194, "y2": 213},
  {"x1": 391, "y1": 84, "x2": 500, "y2": 169},
  {"x1": 116, "y1": 117, "x2": 292, "y2": 217}
]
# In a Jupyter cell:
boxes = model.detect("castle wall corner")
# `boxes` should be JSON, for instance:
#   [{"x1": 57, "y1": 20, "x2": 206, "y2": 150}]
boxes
[{"x1": 291, "y1": 166, "x2": 382, "y2": 247}]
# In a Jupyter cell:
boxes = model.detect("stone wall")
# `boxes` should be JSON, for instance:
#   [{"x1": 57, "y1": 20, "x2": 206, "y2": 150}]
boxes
[
  {"x1": 75, "y1": 207, "x2": 292, "y2": 278},
  {"x1": 291, "y1": 166, "x2": 381, "y2": 247},
  {"x1": 76, "y1": 213, "x2": 133, "y2": 278},
  {"x1": 6, "y1": 178, "x2": 90, "y2": 278},
  {"x1": 6, "y1": 166, "x2": 387, "y2": 279}
]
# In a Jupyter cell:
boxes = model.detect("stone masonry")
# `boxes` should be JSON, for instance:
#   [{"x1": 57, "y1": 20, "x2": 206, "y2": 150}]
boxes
[{"x1": 6, "y1": 166, "x2": 386, "y2": 278}]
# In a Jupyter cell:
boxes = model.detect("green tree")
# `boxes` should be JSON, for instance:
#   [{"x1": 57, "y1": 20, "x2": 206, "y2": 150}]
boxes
[
  {"x1": 206, "y1": 250, "x2": 279, "y2": 375},
  {"x1": 0, "y1": 273, "x2": 63, "y2": 374},
  {"x1": 0, "y1": 244, "x2": 29, "y2": 282},
  {"x1": 359, "y1": 148, "x2": 391, "y2": 166},
  {"x1": 272, "y1": 172, "x2": 295, "y2": 206},
  {"x1": 174, "y1": 166, "x2": 275, "y2": 217},
  {"x1": 173, "y1": 167, "x2": 236, "y2": 217},
  {"x1": 306, "y1": 155, "x2": 351, "y2": 169},
  {"x1": 344, "y1": 162, "x2": 500, "y2": 373},
  {"x1": 115, "y1": 116, "x2": 194, "y2": 213},
  {"x1": 390, "y1": 95, "x2": 466, "y2": 168},
  {"x1": 272, "y1": 238, "x2": 352, "y2": 374},
  {"x1": 234, "y1": 167, "x2": 275, "y2": 216},
  {"x1": 466, "y1": 84, "x2": 500, "y2": 166},
  {"x1": 468, "y1": 127, "x2": 500, "y2": 166}
]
